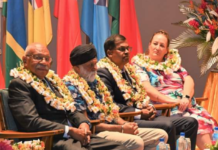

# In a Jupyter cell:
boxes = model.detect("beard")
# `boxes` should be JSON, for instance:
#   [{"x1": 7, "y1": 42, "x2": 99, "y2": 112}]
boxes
[{"x1": 79, "y1": 65, "x2": 96, "y2": 82}]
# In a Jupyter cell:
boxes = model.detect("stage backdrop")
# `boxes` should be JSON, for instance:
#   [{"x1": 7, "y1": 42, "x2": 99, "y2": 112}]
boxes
[{"x1": 0, "y1": 0, "x2": 207, "y2": 97}]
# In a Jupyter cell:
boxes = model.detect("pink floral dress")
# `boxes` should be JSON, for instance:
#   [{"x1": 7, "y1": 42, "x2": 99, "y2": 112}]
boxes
[{"x1": 135, "y1": 65, "x2": 217, "y2": 135}]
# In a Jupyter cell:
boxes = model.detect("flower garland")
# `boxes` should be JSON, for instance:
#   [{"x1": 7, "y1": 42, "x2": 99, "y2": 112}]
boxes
[
  {"x1": 63, "y1": 69, "x2": 119, "y2": 122},
  {"x1": 10, "y1": 65, "x2": 76, "y2": 112},
  {"x1": 97, "y1": 57, "x2": 150, "y2": 109},
  {"x1": 131, "y1": 49, "x2": 181, "y2": 75},
  {"x1": 12, "y1": 139, "x2": 45, "y2": 150},
  {"x1": 0, "y1": 139, "x2": 45, "y2": 150}
]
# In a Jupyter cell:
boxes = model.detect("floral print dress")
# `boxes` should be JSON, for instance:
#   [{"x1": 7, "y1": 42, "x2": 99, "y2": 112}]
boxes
[{"x1": 135, "y1": 65, "x2": 217, "y2": 134}]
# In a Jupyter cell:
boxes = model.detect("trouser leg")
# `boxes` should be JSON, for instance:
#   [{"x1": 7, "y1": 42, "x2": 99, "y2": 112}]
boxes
[
  {"x1": 96, "y1": 131, "x2": 144, "y2": 150},
  {"x1": 169, "y1": 116, "x2": 198, "y2": 150},
  {"x1": 53, "y1": 135, "x2": 128, "y2": 150},
  {"x1": 137, "y1": 128, "x2": 168, "y2": 150},
  {"x1": 135, "y1": 116, "x2": 176, "y2": 150}
]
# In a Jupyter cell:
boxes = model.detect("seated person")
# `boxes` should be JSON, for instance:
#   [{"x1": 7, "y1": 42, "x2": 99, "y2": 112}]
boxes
[
  {"x1": 131, "y1": 30, "x2": 218, "y2": 150},
  {"x1": 97, "y1": 34, "x2": 198, "y2": 150},
  {"x1": 63, "y1": 44, "x2": 168, "y2": 150},
  {"x1": 8, "y1": 43, "x2": 128, "y2": 150}
]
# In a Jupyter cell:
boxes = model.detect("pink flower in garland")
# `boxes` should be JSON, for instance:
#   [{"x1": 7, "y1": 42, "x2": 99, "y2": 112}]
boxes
[
  {"x1": 188, "y1": 20, "x2": 200, "y2": 29},
  {"x1": 0, "y1": 140, "x2": 13, "y2": 150},
  {"x1": 216, "y1": 8, "x2": 218, "y2": 14},
  {"x1": 209, "y1": 25, "x2": 215, "y2": 38},
  {"x1": 200, "y1": 0, "x2": 207, "y2": 10}
]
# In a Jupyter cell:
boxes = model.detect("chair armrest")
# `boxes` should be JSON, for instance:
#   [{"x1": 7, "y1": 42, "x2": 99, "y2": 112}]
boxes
[
  {"x1": 195, "y1": 97, "x2": 208, "y2": 105},
  {"x1": 154, "y1": 103, "x2": 180, "y2": 110},
  {"x1": 0, "y1": 129, "x2": 64, "y2": 138},
  {"x1": 119, "y1": 111, "x2": 142, "y2": 122},
  {"x1": 90, "y1": 120, "x2": 104, "y2": 134},
  {"x1": 153, "y1": 103, "x2": 180, "y2": 117},
  {"x1": 119, "y1": 111, "x2": 142, "y2": 117},
  {"x1": 195, "y1": 97, "x2": 208, "y2": 102}
]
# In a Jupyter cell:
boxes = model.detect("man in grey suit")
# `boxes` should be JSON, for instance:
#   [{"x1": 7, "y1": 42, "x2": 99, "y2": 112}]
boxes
[{"x1": 8, "y1": 43, "x2": 127, "y2": 150}]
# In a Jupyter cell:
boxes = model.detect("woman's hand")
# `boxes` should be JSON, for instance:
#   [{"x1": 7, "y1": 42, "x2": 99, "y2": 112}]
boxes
[
  {"x1": 178, "y1": 98, "x2": 190, "y2": 112},
  {"x1": 123, "y1": 122, "x2": 139, "y2": 135}
]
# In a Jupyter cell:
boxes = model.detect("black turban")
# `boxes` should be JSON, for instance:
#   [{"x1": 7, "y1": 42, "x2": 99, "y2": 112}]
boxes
[{"x1": 70, "y1": 44, "x2": 97, "y2": 66}]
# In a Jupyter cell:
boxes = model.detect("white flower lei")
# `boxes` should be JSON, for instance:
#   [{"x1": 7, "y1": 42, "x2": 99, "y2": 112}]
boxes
[
  {"x1": 97, "y1": 57, "x2": 150, "y2": 109},
  {"x1": 12, "y1": 139, "x2": 45, "y2": 150},
  {"x1": 10, "y1": 65, "x2": 76, "y2": 112},
  {"x1": 63, "y1": 69, "x2": 120, "y2": 122},
  {"x1": 131, "y1": 49, "x2": 181, "y2": 75}
]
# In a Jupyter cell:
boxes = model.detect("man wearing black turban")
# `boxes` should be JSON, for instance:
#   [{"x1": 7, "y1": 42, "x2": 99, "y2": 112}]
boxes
[{"x1": 64, "y1": 44, "x2": 168, "y2": 150}]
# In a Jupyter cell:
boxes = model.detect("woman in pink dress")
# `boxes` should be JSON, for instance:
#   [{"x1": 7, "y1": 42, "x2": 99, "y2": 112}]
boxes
[{"x1": 132, "y1": 30, "x2": 217, "y2": 150}]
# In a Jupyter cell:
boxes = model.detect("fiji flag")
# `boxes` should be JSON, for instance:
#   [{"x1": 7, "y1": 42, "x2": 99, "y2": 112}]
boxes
[{"x1": 81, "y1": 0, "x2": 111, "y2": 60}]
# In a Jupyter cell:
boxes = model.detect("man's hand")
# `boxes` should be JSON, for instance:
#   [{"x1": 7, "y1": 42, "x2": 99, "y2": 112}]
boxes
[
  {"x1": 148, "y1": 110, "x2": 157, "y2": 120},
  {"x1": 68, "y1": 123, "x2": 91, "y2": 146},
  {"x1": 123, "y1": 122, "x2": 139, "y2": 135},
  {"x1": 140, "y1": 108, "x2": 151, "y2": 120},
  {"x1": 141, "y1": 105, "x2": 156, "y2": 120},
  {"x1": 146, "y1": 105, "x2": 157, "y2": 120}
]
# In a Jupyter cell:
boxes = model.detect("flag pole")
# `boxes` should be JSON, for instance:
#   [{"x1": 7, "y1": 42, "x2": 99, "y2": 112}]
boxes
[{"x1": 85, "y1": 35, "x2": 90, "y2": 44}]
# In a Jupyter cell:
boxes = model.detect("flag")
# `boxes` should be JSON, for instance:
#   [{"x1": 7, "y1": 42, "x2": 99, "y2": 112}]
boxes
[
  {"x1": 108, "y1": 0, "x2": 120, "y2": 34},
  {"x1": 120, "y1": 0, "x2": 143, "y2": 60},
  {"x1": 0, "y1": 0, "x2": 2, "y2": 8},
  {"x1": 0, "y1": 0, "x2": 5, "y2": 88},
  {"x1": 81, "y1": 0, "x2": 111, "y2": 60},
  {"x1": 54, "y1": 0, "x2": 82, "y2": 78},
  {"x1": 2, "y1": 0, "x2": 27, "y2": 87},
  {"x1": 28, "y1": 0, "x2": 52, "y2": 46},
  {"x1": 0, "y1": 63, "x2": 5, "y2": 88}
]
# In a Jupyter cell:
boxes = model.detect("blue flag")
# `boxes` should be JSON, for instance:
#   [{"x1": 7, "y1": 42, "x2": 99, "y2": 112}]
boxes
[{"x1": 81, "y1": 0, "x2": 111, "y2": 60}]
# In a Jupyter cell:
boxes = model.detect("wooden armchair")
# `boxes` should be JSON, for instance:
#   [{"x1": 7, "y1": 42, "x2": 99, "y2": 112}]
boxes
[
  {"x1": 195, "y1": 97, "x2": 208, "y2": 105},
  {"x1": 154, "y1": 103, "x2": 180, "y2": 117},
  {"x1": 0, "y1": 89, "x2": 64, "y2": 150},
  {"x1": 119, "y1": 111, "x2": 142, "y2": 122},
  {"x1": 90, "y1": 119, "x2": 105, "y2": 134},
  {"x1": 153, "y1": 97, "x2": 208, "y2": 117}
]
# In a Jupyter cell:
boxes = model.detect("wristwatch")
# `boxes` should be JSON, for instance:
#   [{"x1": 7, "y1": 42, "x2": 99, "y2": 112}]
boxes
[{"x1": 183, "y1": 95, "x2": 190, "y2": 99}]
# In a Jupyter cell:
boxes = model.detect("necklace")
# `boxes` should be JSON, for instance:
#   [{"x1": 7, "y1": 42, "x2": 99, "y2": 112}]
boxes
[
  {"x1": 131, "y1": 49, "x2": 181, "y2": 74},
  {"x1": 10, "y1": 65, "x2": 76, "y2": 112},
  {"x1": 97, "y1": 57, "x2": 150, "y2": 109},
  {"x1": 63, "y1": 69, "x2": 119, "y2": 122}
]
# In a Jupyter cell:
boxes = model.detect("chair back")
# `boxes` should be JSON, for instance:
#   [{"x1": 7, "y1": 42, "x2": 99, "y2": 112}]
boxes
[{"x1": 0, "y1": 89, "x2": 17, "y2": 132}]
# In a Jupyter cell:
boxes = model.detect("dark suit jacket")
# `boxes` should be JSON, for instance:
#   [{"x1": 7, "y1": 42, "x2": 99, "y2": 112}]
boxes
[
  {"x1": 97, "y1": 68, "x2": 135, "y2": 113},
  {"x1": 8, "y1": 78, "x2": 89, "y2": 138}
]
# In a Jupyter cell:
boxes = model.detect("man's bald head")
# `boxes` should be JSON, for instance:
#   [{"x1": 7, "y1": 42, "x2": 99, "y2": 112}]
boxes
[
  {"x1": 22, "y1": 43, "x2": 51, "y2": 79},
  {"x1": 24, "y1": 43, "x2": 49, "y2": 56}
]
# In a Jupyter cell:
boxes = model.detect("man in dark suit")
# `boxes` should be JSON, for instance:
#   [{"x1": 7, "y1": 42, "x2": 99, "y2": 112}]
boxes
[
  {"x1": 97, "y1": 34, "x2": 198, "y2": 150},
  {"x1": 8, "y1": 43, "x2": 127, "y2": 150}
]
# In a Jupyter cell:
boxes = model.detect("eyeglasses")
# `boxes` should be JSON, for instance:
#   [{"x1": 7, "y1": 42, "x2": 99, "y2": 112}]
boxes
[
  {"x1": 116, "y1": 46, "x2": 132, "y2": 52},
  {"x1": 26, "y1": 54, "x2": 52, "y2": 63}
]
